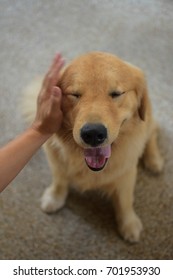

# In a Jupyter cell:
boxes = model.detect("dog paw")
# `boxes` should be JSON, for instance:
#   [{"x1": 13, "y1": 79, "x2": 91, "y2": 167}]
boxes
[
  {"x1": 144, "y1": 154, "x2": 164, "y2": 174},
  {"x1": 41, "y1": 187, "x2": 66, "y2": 214},
  {"x1": 118, "y1": 212, "x2": 143, "y2": 243}
]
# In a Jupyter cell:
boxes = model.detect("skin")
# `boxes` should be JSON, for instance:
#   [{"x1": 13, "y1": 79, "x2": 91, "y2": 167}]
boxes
[{"x1": 0, "y1": 53, "x2": 64, "y2": 192}]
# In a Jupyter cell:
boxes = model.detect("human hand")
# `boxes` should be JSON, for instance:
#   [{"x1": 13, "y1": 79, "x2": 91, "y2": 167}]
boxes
[{"x1": 32, "y1": 53, "x2": 65, "y2": 136}]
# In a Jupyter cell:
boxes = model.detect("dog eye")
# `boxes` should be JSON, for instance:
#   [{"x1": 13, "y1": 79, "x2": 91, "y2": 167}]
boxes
[
  {"x1": 70, "y1": 93, "x2": 81, "y2": 99},
  {"x1": 109, "y1": 91, "x2": 124, "y2": 98}
]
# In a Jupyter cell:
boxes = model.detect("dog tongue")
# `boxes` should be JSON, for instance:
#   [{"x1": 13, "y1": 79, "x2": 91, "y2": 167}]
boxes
[{"x1": 84, "y1": 145, "x2": 111, "y2": 170}]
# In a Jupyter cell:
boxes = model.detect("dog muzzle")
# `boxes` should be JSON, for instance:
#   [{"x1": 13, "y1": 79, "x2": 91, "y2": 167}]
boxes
[{"x1": 84, "y1": 145, "x2": 111, "y2": 171}]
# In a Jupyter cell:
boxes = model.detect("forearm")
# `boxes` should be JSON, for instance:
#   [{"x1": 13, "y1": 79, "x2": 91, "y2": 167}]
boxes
[
  {"x1": 0, "y1": 128, "x2": 50, "y2": 192},
  {"x1": 0, "y1": 53, "x2": 64, "y2": 193}
]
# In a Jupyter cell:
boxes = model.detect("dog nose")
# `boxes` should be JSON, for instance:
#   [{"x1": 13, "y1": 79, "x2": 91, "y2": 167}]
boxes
[{"x1": 80, "y1": 123, "x2": 107, "y2": 147}]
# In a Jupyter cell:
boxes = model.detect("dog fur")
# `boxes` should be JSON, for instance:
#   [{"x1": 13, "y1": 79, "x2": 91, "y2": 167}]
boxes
[{"x1": 23, "y1": 52, "x2": 163, "y2": 242}]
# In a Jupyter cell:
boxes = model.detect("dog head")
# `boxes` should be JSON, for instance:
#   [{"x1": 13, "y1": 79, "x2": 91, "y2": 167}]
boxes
[{"x1": 58, "y1": 52, "x2": 148, "y2": 171}]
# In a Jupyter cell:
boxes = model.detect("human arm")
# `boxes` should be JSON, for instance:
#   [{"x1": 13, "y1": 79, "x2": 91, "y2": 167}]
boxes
[
  {"x1": 0, "y1": 128, "x2": 51, "y2": 192},
  {"x1": 0, "y1": 53, "x2": 64, "y2": 192}
]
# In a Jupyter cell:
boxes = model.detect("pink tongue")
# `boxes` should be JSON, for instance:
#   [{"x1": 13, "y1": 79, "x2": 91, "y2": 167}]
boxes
[{"x1": 84, "y1": 145, "x2": 111, "y2": 169}]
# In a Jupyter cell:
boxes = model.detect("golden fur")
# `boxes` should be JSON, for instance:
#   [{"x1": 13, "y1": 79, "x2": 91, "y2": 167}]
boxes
[{"x1": 23, "y1": 52, "x2": 163, "y2": 242}]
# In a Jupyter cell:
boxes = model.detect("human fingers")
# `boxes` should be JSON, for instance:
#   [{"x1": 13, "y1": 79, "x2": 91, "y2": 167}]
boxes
[
  {"x1": 51, "y1": 86, "x2": 62, "y2": 99},
  {"x1": 43, "y1": 53, "x2": 65, "y2": 90},
  {"x1": 50, "y1": 87, "x2": 62, "y2": 111}
]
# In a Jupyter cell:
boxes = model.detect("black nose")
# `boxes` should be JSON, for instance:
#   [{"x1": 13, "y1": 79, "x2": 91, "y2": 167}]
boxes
[{"x1": 80, "y1": 123, "x2": 107, "y2": 147}]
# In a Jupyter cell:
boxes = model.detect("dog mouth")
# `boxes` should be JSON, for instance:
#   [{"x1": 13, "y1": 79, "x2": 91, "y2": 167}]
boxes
[{"x1": 84, "y1": 145, "x2": 111, "y2": 171}]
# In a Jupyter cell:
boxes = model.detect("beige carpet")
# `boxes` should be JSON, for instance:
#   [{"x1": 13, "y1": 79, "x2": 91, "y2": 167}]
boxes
[{"x1": 0, "y1": 0, "x2": 173, "y2": 259}]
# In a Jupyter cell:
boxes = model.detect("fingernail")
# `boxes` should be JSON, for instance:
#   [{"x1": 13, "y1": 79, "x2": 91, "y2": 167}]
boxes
[
  {"x1": 54, "y1": 53, "x2": 61, "y2": 62},
  {"x1": 52, "y1": 86, "x2": 61, "y2": 97},
  {"x1": 59, "y1": 58, "x2": 65, "y2": 66}
]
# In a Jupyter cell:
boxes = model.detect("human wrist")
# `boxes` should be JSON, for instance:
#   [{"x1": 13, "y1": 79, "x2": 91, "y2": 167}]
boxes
[{"x1": 28, "y1": 124, "x2": 52, "y2": 143}]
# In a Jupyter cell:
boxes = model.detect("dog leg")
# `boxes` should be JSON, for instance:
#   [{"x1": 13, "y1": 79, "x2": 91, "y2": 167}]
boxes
[
  {"x1": 41, "y1": 143, "x2": 69, "y2": 214},
  {"x1": 112, "y1": 166, "x2": 143, "y2": 243},
  {"x1": 143, "y1": 124, "x2": 164, "y2": 174},
  {"x1": 41, "y1": 179, "x2": 68, "y2": 214}
]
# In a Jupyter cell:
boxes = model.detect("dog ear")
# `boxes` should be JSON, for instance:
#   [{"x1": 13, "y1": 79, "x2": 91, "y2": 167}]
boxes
[
  {"x1": 138, "y1": 89, "x2": 147, "y2": 121},
  {"x1": 132, "y1": 65, "x2": 148, "y2": 121}
]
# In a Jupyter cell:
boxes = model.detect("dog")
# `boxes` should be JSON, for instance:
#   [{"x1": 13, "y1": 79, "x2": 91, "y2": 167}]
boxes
[{"x1": 23, "y1": 52, "x2": 164, "y2": 242}]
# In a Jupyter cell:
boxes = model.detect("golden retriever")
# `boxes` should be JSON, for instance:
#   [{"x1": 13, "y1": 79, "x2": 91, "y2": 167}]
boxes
[{"x1": 23, "y1": 52, "x2": 163, "y2": 242}]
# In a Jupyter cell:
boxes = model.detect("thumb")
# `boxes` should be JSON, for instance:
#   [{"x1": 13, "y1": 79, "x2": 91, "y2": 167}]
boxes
[
  {"x1": 52, "y1": 86, "x2": 62, "y2": 99},
  {"x1": 50, "y1": 87, "x2": 62, "y2": 111}
]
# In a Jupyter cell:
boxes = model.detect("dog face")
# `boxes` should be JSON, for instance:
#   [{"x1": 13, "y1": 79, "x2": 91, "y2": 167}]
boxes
[{"x1": 59, "y1": 52, "x2": 147, "y2": 171}]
